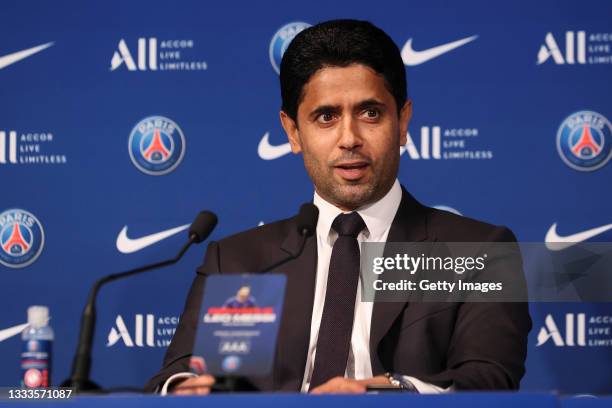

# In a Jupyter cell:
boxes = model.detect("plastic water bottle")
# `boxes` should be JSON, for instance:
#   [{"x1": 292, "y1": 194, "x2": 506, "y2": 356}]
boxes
[{"x1": 21, "y1": 306, "x2": 53, "y2": 388}]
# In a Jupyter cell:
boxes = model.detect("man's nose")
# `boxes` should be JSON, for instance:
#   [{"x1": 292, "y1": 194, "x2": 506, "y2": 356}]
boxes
[{"x1": 337, "y1": 117, "x2": 363, "y2": 150}]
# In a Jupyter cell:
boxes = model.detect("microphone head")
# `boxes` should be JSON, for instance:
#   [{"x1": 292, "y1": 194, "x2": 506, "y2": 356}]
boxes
[
  {"x1": 189, "y1": 211, "x2": 218, "y2": 243},
  {"x1": 297, "y1": 203, "x2": 319, "y2": 237}
]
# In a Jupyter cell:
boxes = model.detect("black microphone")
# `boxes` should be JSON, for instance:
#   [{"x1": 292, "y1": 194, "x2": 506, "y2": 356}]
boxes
[
  {"x1": 63, "y1": 211, "x2": 218, "y2": 392},
  {"x1": 296, "y1": 203, "x2": 319, "y2": 239},
  {"x1": 260, "y1": 203, "x2": 318, "y2": 273},
  {"x1": 189, "y1": 211, "x2": 218, "y2": 244}
]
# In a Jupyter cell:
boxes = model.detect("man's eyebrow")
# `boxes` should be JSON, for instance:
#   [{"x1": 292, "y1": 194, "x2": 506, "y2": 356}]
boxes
[
  {"x1": 354, "y1": 98, "x2": 386, "y2": 111},
  {"x1": 309, "y1": 104, "x2": 341, "y2": 119},
  {"x1": 308, "y1": 99, "x2": 387, "y2": 119}
]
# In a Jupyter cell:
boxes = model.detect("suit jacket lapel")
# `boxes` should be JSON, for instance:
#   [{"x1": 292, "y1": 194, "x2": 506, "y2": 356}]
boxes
[{"x1": 370, "y1": 187, "x2": 428, "y2": 374}]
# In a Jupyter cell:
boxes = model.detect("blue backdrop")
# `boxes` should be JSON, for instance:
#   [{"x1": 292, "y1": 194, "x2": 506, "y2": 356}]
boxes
[{"x1": 1, "y1": 0, "x2": 610, "y2": 394}]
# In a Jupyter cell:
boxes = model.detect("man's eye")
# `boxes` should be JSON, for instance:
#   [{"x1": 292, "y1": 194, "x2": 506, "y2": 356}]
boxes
[
  {"x1": 317, "y1": 113, "x2": 335, "y2": 123},
  {"x1": 364, "y1": 109, "x2": 379, "y2": 119}
]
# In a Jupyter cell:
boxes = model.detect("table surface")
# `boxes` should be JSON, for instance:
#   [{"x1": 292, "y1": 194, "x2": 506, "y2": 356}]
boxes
[{"x1": 1, "y1": 392, "x2": 611, "y2": 408}]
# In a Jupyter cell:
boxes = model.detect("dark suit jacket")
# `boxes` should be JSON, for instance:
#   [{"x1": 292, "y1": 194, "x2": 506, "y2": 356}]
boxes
[{"x1": 145, "y1": 187, "x2": 532, "y2": 392}]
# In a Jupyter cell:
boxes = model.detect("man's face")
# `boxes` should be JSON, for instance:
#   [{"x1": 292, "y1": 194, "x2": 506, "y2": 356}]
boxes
[
  {"x1": 281, "y1": 64, "x2": 412, "y2": 210},
  {"x1": 237, "y1": 287, "x2": 250, "y2": 302}
]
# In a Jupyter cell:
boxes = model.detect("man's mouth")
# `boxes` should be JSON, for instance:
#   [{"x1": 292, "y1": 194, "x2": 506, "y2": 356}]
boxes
[{"x1": 333, "y1": 161, "x2": 370, "y2": 181}]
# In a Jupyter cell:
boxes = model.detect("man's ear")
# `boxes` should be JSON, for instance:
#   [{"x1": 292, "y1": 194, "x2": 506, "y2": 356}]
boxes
[
  {"x1": 280, "y1": 110, "x2": 302, "y2": 154},
  {"x1": 398, "y1": 99, "x2": 413, "y2": 146}
]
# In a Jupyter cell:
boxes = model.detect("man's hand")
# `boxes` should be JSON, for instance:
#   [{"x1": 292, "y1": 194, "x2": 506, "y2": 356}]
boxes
[
  {"x1": 172, "y1": 375, "x2": 216, "y2": 395},
  {"x1": 310, "y1": 375, "x2": 389, "y2": 394}
]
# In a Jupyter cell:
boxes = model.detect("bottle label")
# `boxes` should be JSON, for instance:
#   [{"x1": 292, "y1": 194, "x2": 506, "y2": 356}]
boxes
[{"x1": 21, "y1": 339, "x2": 52, "y2": 388}]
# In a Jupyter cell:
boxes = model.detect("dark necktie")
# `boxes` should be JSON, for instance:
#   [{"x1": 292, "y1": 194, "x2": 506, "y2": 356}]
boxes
[{"x1": 309, "y1": 212, "x2": 366, "y2": 389}]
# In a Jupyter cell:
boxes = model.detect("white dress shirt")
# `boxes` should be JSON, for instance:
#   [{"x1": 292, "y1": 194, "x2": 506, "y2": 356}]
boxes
[{"x1": 162, "y1": 179, "x2": 450, "y2": 394}]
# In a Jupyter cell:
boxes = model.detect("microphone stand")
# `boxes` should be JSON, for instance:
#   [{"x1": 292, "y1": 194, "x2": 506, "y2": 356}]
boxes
[{"x1": 63, "y1": 236, "x2": 197, "y2": 392}]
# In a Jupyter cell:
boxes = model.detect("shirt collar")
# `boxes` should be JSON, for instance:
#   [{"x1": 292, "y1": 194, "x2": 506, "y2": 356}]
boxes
[{"x1": 313, "y1": 179, "x2": 402, "y2": 243}]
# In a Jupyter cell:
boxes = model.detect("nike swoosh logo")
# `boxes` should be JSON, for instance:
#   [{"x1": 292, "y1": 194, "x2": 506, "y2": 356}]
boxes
[
  {"x1": 258, "y1": 132, "x2": 292, "y2": 160},
  {"x1": 401, "y1": 35, "x2": 478, "y2": 66},
  {"x1": 116, "y1": 224, "x2": 189, "y2": 254},
  {"x1": 0, "y1": 42, "x2": 54, "y2": 70},
  {"x1": 545, "y1": 222, "x2": 612, "y2": 251},
  {"x1": 0, "y1": 323, "x2": 28, "y2": 342}
]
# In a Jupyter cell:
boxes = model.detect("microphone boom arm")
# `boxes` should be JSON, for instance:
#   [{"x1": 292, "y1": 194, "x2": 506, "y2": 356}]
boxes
[
  {"x1": 67, "y1": 235, "x2": 197, "y2": 392},
  {"x1": 64, "y1": 207, "x2": 219, "y2": 393}
]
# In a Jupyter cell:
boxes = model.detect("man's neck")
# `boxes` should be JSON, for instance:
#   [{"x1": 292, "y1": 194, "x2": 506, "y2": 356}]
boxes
[
  {"x1": 314, "y1": 182, "x2": 397, "y2": 213},
  {"x1": 313, "y1": 180, "x2": 402, "y2": 242}
]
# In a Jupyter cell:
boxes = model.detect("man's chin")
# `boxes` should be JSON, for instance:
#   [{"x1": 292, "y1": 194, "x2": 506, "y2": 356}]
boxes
[{"x1": 329, "y1": 183, "x2": 376, "y2": 209}]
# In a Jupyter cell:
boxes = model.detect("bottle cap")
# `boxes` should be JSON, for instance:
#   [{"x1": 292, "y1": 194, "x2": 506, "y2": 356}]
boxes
[{"x1": 27, "y1": 306, "x2": 49, "y2": 328}]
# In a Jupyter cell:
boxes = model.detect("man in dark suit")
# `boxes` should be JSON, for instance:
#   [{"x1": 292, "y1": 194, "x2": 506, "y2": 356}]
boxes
[{"x1": 145, "y1": 19, "x2": 531, "y2": 394}]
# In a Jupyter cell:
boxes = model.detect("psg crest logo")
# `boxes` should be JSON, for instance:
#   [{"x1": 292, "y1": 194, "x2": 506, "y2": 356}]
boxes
[
  {"x1": 0, "y1": 209, "x2": 45, "y2": 268},
  {"x1": 222, "y1": 355, "x2": 241, "y2": 373},
  {"x1": 128, "y1": 116, "x2": 185, "y2": 175},
  {"x1": 269, "y1": 22, "x2": 311, "y2": 74},
  {"x1": 557, "y1": 111, "x2": 612, "y2": 171}
]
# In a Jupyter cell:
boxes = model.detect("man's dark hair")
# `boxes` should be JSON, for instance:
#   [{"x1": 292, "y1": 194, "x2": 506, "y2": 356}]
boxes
[{"x1": 280, "y1": 19, "x2": 407, "y2": 123}]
